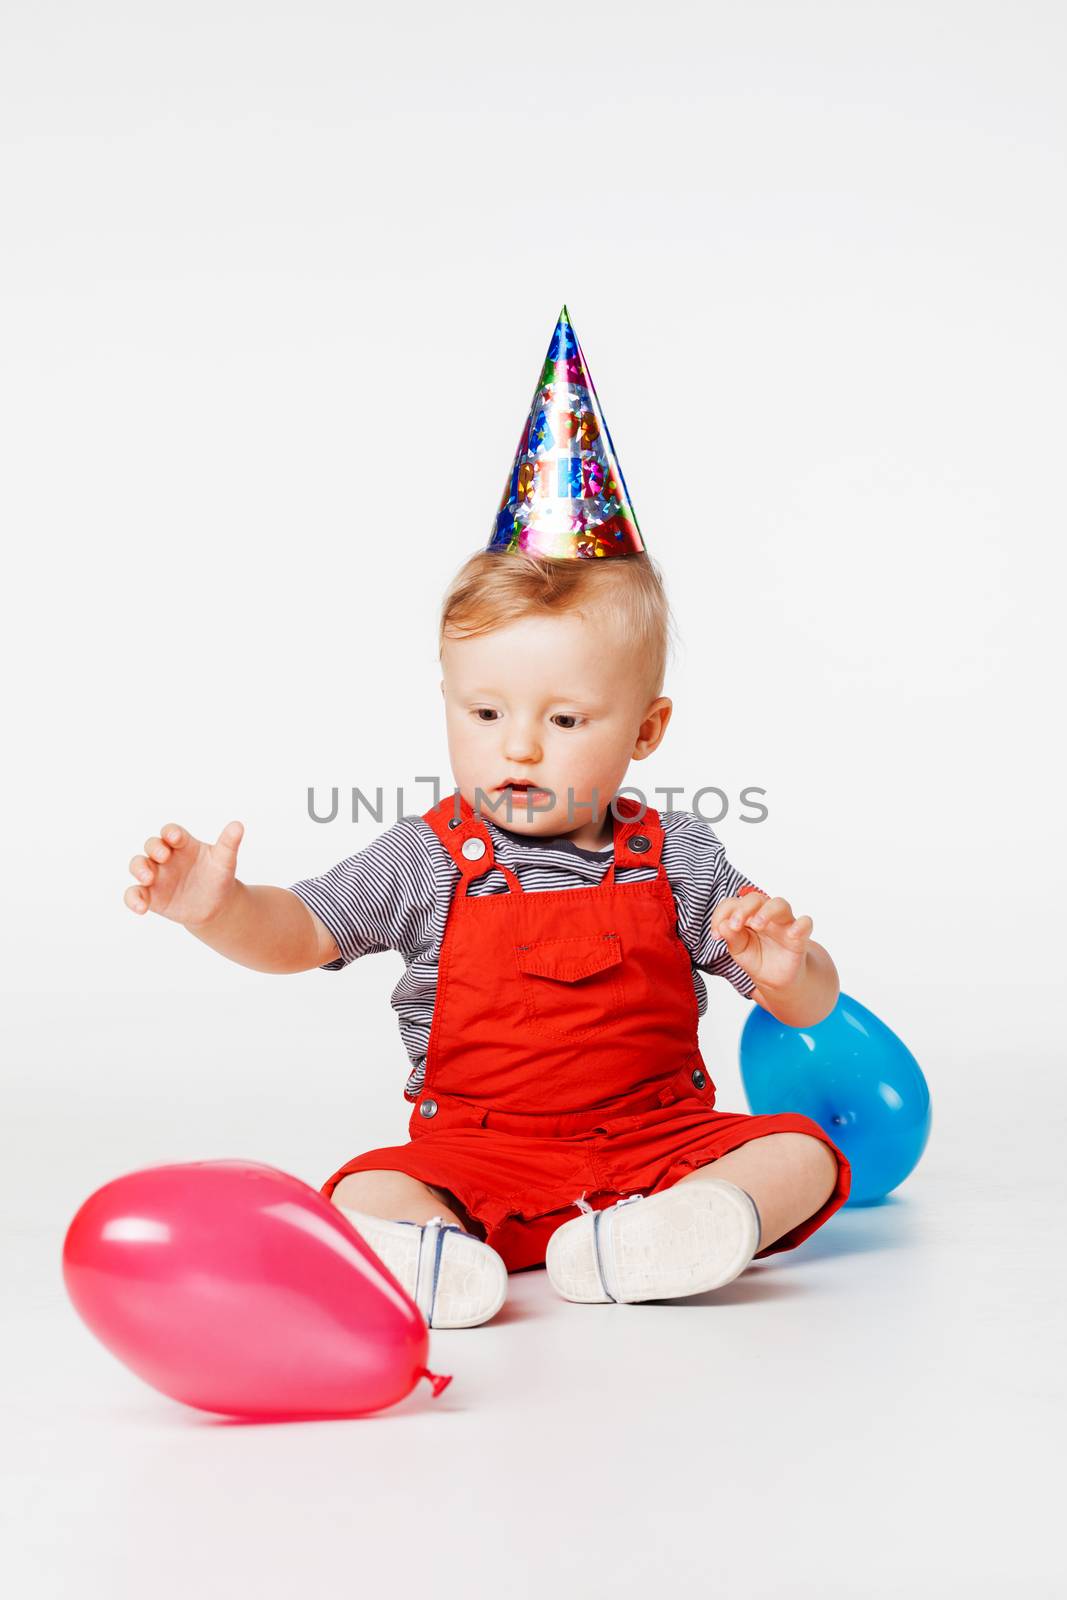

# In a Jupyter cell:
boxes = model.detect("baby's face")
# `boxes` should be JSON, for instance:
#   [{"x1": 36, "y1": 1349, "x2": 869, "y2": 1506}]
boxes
[{"x1": 440, "y1": 611, "x2": 670, "y2": 848}]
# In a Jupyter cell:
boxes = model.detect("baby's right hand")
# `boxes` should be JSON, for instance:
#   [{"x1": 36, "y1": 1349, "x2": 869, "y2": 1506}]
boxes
[{"x1": 124, "y1": 821, "x2": 245, "y2": 928}]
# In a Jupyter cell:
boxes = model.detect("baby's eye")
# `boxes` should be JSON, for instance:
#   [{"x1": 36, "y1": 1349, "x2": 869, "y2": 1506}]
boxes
[
  {"x1": 551, "y1": 714, "x2": 585, "y2": 730},
  {"x1": 473, "y1": 708, "x2": 499, "y2": 722}
]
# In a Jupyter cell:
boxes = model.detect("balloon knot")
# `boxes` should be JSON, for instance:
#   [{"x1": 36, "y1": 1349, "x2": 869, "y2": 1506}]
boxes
[{"x1": 416, "y1": 1365, "x2": 453, "y2": 1399}]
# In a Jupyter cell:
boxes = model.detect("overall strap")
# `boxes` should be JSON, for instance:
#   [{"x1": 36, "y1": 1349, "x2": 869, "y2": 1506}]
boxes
[
  {"x1": 423, "y1": 791, "x2": 665, "y2": 890},
  {"x1": 422, "y1": 790, "x2": 523, "y2": 894},
  {"x1": 607, "y1": 796, "x2": 666, "y2": 882}
]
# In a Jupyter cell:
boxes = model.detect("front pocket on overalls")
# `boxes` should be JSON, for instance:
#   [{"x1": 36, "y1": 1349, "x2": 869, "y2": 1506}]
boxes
[{"x1": 514, "y1": 932, "x2": 624, "y2": 1038}]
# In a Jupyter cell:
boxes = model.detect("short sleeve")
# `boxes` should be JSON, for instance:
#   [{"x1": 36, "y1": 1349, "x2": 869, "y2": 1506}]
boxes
[
  {"x1": 662, "y1": 811, "x2": 766, "y2": 999},
  {"x1": 286, "y1": 816, "x2": 440, "y2": 972}
]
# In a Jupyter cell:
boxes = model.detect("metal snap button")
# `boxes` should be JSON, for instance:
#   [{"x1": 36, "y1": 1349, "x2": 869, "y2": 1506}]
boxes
[
  {"x1": 447, "y1": 817, "x2": 462, "y2": 830},
  {"x1": 461, "y1": 837, "x2": 486, "y2": 860},
  {"x1": 691, "y1": 1068, "x2": 707, "y2": 1090},
  {"x1": 629, "y1": 835, "x2": 651, "y2": 854},
  {"x1": 419, "y1": 1098, "x2": 438, "y2": 1118}
]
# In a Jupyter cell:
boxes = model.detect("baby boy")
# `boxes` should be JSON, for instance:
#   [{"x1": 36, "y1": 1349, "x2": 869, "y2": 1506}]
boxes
[{"x1": 123, "y1": 311, "x2": 850, "y2": 1327}]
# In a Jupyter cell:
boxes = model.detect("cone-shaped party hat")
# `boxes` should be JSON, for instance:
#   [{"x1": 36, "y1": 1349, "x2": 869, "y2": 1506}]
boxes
[{"x1": 488, "y1": 307, "x2": 645, "y2": 560}]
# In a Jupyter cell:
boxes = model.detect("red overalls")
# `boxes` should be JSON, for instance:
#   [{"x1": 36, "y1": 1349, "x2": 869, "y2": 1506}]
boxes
[{"x1": 320, "y1": 793, "x2": 851, "y2": 1272}]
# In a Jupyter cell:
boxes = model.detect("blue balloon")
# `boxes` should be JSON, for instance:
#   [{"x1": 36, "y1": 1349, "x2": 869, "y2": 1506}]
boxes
[{"x1": 739, "y1": 992, "x2": 931, "y2": 1205}]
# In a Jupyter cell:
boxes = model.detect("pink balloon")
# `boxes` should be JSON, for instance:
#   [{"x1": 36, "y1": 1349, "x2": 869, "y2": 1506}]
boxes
[{"x1": 62, "y1": 1160, "x2": 452, "y2": 1419}]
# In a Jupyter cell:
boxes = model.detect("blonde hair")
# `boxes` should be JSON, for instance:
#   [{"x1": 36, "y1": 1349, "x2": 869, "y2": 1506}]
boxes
[{"x1": 439, "y1": 549, "x2": 677, "y2": 703}]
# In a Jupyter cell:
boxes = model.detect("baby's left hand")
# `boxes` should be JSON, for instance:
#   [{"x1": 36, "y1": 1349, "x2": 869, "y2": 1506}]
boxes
[{"x1": 710, "y1": 892, "x2": 814, "y2": 993}]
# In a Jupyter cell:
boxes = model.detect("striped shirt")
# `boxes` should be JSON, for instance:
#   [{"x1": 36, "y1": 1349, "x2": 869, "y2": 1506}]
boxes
[{"x1": 287, "y1": 810, "x2": 761, "y2": 1102}]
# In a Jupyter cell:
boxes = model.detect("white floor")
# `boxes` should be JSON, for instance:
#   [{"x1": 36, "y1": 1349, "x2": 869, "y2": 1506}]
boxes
[{"x1": 4, "y1": 998, "x2": 1065, "y2": 1599}]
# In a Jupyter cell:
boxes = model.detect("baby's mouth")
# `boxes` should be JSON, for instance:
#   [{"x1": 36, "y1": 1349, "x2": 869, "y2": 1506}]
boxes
[{"x1": 496, "y1": 782, "x2": 550, "y2": 798}]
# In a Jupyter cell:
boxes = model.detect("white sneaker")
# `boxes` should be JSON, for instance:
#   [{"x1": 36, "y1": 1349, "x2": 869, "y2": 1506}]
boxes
[
  {"x1": 336, "y1": 1208, "x2": 508, "y2": 1328},
  {"x1": 545, "y1": 1179, "x2": 761, "y2": 1304}
]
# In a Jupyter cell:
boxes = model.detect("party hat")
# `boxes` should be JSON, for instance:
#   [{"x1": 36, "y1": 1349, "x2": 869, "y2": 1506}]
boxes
[{"x1": 488, "y1": 306, "x2": 645, "y2": 560}]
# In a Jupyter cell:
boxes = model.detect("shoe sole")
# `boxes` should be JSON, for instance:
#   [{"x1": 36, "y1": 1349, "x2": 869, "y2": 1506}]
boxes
[
  {"x1": 545, "y1": 1179, "x2": 759, "y2": 1304},
  {"x1": 336, "y1": 1209, "x2": 509, "y2": 1328}
]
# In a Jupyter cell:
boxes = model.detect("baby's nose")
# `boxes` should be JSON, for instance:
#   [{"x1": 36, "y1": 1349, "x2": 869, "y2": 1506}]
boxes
[{"x1": 504, "y1": 725, "x2": 542, "y2": 760}]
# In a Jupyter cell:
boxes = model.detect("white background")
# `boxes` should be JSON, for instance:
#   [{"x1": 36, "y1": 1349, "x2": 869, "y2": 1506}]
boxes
[{"x1": 2, "y1": 3, "x2": 1065, "y2": 1596}]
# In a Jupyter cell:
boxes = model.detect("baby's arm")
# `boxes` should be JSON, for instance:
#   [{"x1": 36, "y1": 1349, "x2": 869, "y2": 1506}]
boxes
[{"x1": 124, "y1": 821, "x2": 339, "y2": 974}]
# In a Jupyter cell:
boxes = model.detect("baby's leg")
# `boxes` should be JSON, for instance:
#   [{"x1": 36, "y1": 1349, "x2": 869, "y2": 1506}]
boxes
[
  {"x1": 548, "y1": 1132, "x2": 842, "y2": 1305},
  {"x1": 331, "y1": 1169, "x2": 484, "y2": 1236},
  {"x1": 677, "y1": 1132, "x2": 838, "y2": 1251}
]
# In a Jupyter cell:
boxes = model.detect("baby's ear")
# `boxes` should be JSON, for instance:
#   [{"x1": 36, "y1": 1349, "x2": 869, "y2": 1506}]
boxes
[{"x1": 439, "y1": 679, "x2": 445, "y2": 696}]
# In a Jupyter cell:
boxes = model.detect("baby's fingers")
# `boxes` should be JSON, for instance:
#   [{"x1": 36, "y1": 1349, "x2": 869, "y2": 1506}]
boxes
[
  {"x1": 124, "y1": 884, "x2": 149, "y2": 914},
  {"x1": 710, "y1": 895, "x2": 739, "y2": 941},
  {"x1": 711, "y1": 891, "x2": 766, "y2": 941},
  {"x1": 749, "y1": 897, "x2": 793, "y2": 930},
  {"x1": 785, "y1": 915, "x2": 813, "y2": 943},
  {"x1": 143, "y1": 835, "x2": 172, "y2": 864},
  {"x1": 129, "y1": 853, "x2": 155, "y2": 885}
]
